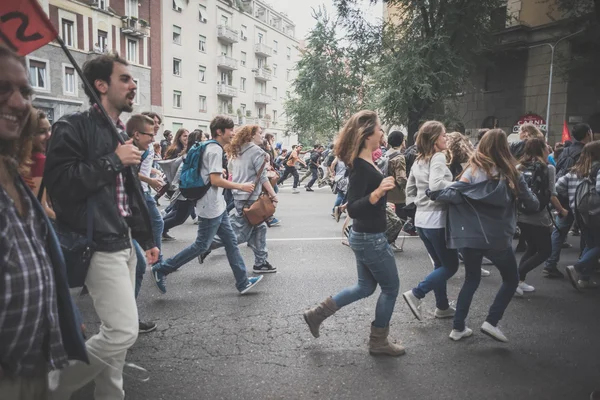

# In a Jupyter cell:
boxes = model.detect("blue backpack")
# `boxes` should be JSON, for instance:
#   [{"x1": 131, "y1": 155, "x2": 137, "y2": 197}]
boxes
[{"x1": 180, "y1": 139, "x2": 222, "y2": 200}]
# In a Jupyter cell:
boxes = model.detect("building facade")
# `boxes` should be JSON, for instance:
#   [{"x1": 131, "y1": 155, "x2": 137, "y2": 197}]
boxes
[
  {"x1": 29, "y1": 0, "x2": 161, "y2": 124},
  {"x1": 161, "y1": 0, "x2": 300, "y2": 146}
]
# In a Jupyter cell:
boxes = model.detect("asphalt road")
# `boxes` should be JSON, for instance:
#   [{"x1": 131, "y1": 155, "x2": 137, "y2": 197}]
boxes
[{"x1": 73, "y1": 184, "x2": 600, "y2": 400}]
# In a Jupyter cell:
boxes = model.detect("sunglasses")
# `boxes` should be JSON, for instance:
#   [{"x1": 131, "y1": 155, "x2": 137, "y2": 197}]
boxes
[{"x1": 138, "y1": 132, "x2": 156, "y2": 137}]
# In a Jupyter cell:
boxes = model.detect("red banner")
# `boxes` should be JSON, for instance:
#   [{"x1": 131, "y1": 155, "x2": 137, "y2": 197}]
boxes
[
  {"x1": 562, "y1": 121, "x2": 571, "y2": 143},
  {"x1": 0, "y1": 0, "x2": 58, "y2": 56}
]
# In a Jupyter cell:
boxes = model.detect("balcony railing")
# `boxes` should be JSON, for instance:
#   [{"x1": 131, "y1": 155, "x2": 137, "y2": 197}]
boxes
[
  {"x1": 254, "y1": 93, "x2": 271, "y2": 104},
  {"x1": 217, "y1": 84, "x2": 238, "y2": 98},
  {"x1": 217, "y1": 55, "x2": 238, "y2": 70},
  {"x1": 254, "y1": 42, "x2": 273, "y2": 57},
  {"x1": 217, "y1": 25, "x2": 239, "y2": 43},
  {"x1": 120, "y1": 17, "x2": 149, "y2": 37},
  {"x1": 253, "y1": 67, "x2": 272, "y2": 81}
]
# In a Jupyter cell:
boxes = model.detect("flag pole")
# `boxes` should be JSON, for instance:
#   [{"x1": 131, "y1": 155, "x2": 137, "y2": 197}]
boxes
[{"x1": 53, "y1": 35, "x2": 125, "y2": 145}]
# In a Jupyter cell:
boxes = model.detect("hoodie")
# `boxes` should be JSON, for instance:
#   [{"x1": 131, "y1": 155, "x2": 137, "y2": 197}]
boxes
[
  {"x1": 231, "y1": 142, "x2": 269, "y2": 202},
  {"x1": 429, "y1": 175, "x2": 539, "y2": 250}
]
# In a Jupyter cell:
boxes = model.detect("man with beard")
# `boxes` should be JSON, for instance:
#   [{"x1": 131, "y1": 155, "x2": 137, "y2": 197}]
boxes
[
  {"x1": 0, "y1": 46, "x2": 87, "y2": 399},
  {"x1": 44, "y1": 53, "x2": 158, "y2": 399}
]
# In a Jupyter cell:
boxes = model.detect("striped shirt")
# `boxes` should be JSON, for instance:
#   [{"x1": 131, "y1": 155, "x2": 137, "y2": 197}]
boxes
[
  {"x1": 0, "y1": 178, "x2": 67, "y2": 377},
  {"x1": 555, "y1": 163, "x2": 600, "y2": 210}
]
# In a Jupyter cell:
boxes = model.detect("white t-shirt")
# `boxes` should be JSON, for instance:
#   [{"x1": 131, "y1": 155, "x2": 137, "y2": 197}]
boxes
[
  {"x1": 196, "y1": 143, "x2": 226, "y2": 219},
  {"x1": 139, "y1": 146, "x2": 154, "y2": 192}
]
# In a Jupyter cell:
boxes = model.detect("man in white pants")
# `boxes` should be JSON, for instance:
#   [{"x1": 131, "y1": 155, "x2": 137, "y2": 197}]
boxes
[{"x1": 44, "y1": 54, "x2": 158, "y2": 399}]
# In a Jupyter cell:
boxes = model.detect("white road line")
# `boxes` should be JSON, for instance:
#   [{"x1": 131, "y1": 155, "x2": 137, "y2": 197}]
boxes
[{"x1": 266, "y1": 236, "x2": 421, "y2": 242}]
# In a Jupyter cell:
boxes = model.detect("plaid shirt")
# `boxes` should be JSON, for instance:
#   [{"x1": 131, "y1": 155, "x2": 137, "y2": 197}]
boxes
[{"x1": 0, "y1": 179, "x2": 68, "y2": 377}]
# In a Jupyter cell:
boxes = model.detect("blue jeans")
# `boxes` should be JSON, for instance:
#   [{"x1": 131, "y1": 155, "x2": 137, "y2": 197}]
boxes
[
  {"x1": 224, "y1": 189, "x2": 235, "y2": 214},
  {"x1": 453, "y1": 246, "x2": 519, "y2": 331},
  {"x1": 414, "y1": 228, "x2": 459, "y2": 310},
  {"x1": 144, "y1": 192, "x2": 164, "y2": 264},
  {"x1": 544, "y1": 212, "x2": 574, "y2": 270},
  {"x1": 574, "y1": 229, "x2": 600, "y2": 281},
  {"x1": 133, "y1": 240, "x2": 145, "y2": 299},
  {"x1": 307, "y1": 167, "x2": 318, "y2": 188},
  {"x1": 332, "y1": 191, "x2": 345, "y2": 212},
  {"x1": 211, "y1": 200, "x2": 268, "y2": 266},
  {"x1": 332, "y1": 230, "x2": 400, "y2": 328},
  {"x1": 163, "y1": 200, "x2": 194, "y2": 234},
  {"x1": 154, "y1": 211, "x2": 249, "y2": 292}
]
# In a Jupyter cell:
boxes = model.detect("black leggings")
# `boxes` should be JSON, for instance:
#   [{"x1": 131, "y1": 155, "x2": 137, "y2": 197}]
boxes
[
  {"x1": 278, "y1": 166, "x2": 300, "y2": 188},
  {"x1": 517, "y1": 222, "x2": 552, "y2": 281}
]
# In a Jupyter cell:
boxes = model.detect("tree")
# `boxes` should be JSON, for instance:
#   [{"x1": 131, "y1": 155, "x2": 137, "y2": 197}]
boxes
[
  {"x1": 285, "y1": 8, "x2": 374, "y2": 145},
  {"x1": 336, "y1": 0, "x2": 506, "y2": 141}
]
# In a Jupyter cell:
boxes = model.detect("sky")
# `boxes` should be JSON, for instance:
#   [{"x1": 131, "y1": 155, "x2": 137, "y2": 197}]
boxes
[{"x1": 265, "y1": 0, "x2": 384, "y2": 41}]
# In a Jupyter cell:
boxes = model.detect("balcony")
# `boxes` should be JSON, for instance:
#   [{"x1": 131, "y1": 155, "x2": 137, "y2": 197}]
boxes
[
  {"x1": 254, "y1": 43, "x2": 273, "y2": 57},
  {"x1": 253, "y1": 67, "x2": 272, "y2": 81},
  {"x1": 120, "y1": 17, "x2": 149, "y2": 37},
  {"x1": 217, "y1": 25, "x2": 239, "y2": 44},
  {"x1": 216, "y1": 83, "x2": 238, "y2": 98},
  {"x1": 217, "y1": 55, "x2": 238, "y2": 70},
  {"x1": 254, "y1": 93, "x2": 271, "y2": 104}
]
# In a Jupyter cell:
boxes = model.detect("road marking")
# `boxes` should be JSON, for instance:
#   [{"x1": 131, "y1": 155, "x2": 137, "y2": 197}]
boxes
[{"x1": 266, "y1": 236, "x2": 421, "y2": 242}]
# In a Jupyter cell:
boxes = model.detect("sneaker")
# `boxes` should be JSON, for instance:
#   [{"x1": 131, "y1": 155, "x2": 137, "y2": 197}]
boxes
[
  {"x1": 198, "y1": 250, "x2": 211, "y2": 264},
  {"x1": 160, "y1": 210, "x2": 167, "y2": 218},
  {"x1": 253, "y1": 261, "x2": 277, "y2": 274},
  {"x1": 292, "y1": 188, "x2": 300, "y2": 194},
  {"x1": 341, "y1": 238, "x2": 349, "y2": 247},
  {"x1": 449, "y1": 327, "x2": 473, "y2": 341},
  {"x1": 139, "y1": 320, "x2": 157, "y2": 333},
  {"x1": 240, "y1": 276, "x2": 263, "y2": 294},
  {"x1": 542, "y1": 267, "x2": 564, "y2": 279},
  {"x1": 401, "y1": 219, "x2": 418, "y2": 236},
  {"x1": 390, "y1": 242, "x2": 403, "y2": 253},
  {"x1": 578, "y1": 280, "x2": 599, "y2": 289},
  {"x1": 435, "y1": 306, "x2": 456, "y2": 319},
  {"x1": 569, "y1": 229, "x2": 580, "y2": 236},
  {"x1": 565, "y1": 265, "x2": 581, "y2": 291},
  {"x1": 514, "y1": 286, "x2": 524, "y2": 297},
  {"x1": 306, "y1": 187, "x2": 314, "y2": 192},
  {"x1": 402, "y1": 290, "x2": 422, "y2": 321},
  {"x1": 481, "y1": 268, "x2": 491, "y2": 277},
  {"x1": 151, "y1": 266, "x2": 167, "y2": 294},
  {"x1": 193, "y1": 219, "x2": 200, "y2": 225},
  {"x1": 266, "y1": 217, "x2": 280, "y2": 227},
  {"x1": 333, "y1": 206, "x2": 342, "y2": 222},
  {"x1": 561, "y1": 242, "x2": 572, "y2": 249},
  {"x1": 518, "y1": 281, "x2": 535, "y2": 292},
  {"x1": 482, "y1": 257, "x2": 493, "y2": 265},
  {"x1": 162, "y1": 232, "x2": 176, "y2": 242},
  {"x1": 480, "y1": 321, "x2": 508, "y2": 342}
]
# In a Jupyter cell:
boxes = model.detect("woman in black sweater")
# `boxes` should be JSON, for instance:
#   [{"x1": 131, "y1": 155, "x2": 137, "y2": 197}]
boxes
[{"x1": 303, "y1": 110, "x2": 405, "y2": 357}]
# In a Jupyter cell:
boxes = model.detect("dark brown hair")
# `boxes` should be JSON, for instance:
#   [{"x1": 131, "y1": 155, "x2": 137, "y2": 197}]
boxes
[
  {"x1": 210, "y1": 115, "x2": 235, "y2": 138},
  {"x1": 416, "y1": 121, "x2": 445, "y2": 162},
  {"x1": 334, "y1": 110, "x2": 379, "y2": 168},
  {"x1": 519, "y1": 137, "x2": 548, "y2": 168},
  {"x1": 82, "y1": 53, "x2": 128, "y2": 105},
  {"x1": 165, "y1": 128, "x2": 188, "y2": 159}
]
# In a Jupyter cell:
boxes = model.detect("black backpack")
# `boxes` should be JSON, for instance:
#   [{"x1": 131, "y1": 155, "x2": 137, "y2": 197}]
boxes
[
  {"x1": 518, "y1": 161, "x2": 551, "y2": 215},
  {"x1": 574, "y1": 165, "x2": 600, "y2": 229}
]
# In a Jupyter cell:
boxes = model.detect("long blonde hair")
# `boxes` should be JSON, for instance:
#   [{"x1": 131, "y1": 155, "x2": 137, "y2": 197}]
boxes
[
  {"x1": 416, "y1": 121, "x2": 445, "y2": 162},
  {"x1": 571, "y1": 141, "x2": 600, "y2": 178},
  {"x1": 334, "y1": 110, "x2": 379, "y2": 168},
  {"x1": 229, "y1": 125, "x2": 260, "y2": 158},
  {"x1": 519, "y1": 123, "x2": 544, "y2": 140},
  {"x1": 446, "y1": 132, "x2": 474, "y2": 166}
]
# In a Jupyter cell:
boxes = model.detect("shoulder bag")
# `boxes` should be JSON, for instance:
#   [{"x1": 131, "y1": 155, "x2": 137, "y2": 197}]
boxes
[{"x1": 242, "y1": 156, "x2": 276, "y2": 225}]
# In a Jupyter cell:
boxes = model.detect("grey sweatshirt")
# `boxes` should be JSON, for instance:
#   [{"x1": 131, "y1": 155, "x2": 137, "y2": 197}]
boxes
[{"x1": 231, "y1": 142, "x2": 269, "y2": 202}]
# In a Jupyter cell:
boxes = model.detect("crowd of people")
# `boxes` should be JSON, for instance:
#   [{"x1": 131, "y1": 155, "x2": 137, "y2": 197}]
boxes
[{"x1": 1, "y1": 45, "x2": 599, "y2": 400}]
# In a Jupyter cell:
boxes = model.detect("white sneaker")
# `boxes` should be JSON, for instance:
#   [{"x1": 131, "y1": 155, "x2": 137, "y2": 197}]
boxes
[
  {"x1": 565, "y1": 265, "x2": 581, "y2": 291},
  {"x1": 402, "y1": 290, "x2": 422, "y2": 321},
  {"x1": 292, "y1": 188, "x2": 300, "y2": 194},
  {"x1": 160, "y1": 210, "x2": 167, "y2": 218},
  {"x1": 435, "y1": 306, "x2": 456, "y2": 319},
  {"x1": 514, "y1": 286, "x2": 524, "y2": 297},
  {"x1": 449, "y1": 327, "x2": 473, "y2": 341},
  {"x1": 578, "y1": 280, "x2": 599, "y2": 289},
  {"x1": 480, "y1": 321, "x2": 508, "y2": 342},
  {"x1": 390, "y1": 242, "x2": 403, "y2": 253},
  {"x1": 518, "y1": 281, "x2": 535, "y2": 292},
  {"x1": 481, "y1": 268, "x2": 491, "y2": 277}
]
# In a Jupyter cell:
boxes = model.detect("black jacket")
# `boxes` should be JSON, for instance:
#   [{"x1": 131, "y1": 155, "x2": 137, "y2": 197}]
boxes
[
  {"x1": 44, "y1": 107, "x2": 155, "y2": 252},
  {"x1": 556, "y1": 141, "x2": 585, "y2": 178}
]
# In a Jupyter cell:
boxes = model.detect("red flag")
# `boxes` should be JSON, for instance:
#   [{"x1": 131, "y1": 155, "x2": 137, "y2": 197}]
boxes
[
  {"x1": 561, "y1": 121, "x2": 571, "y2": 143},
  {"x1": 0, "y1": 0, "x2": 58, "y2": 56}
]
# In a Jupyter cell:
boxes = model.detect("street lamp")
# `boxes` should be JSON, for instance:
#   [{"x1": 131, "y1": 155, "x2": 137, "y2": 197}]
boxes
[{"x1": 527, "y1": 29, "x2": 584, "y2": 141}]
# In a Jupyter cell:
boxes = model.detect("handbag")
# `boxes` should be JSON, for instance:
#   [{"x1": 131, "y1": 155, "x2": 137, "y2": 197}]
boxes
[
  {"x1": 242, "y1": 156, "x2": 276, "y2": 225},
  {"x1": 267, "y1": 169, "x2": 279, "y2": 188}
]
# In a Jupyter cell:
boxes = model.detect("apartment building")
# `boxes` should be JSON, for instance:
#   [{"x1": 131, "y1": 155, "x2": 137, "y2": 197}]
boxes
[
  {"x1": 162, "y1": 0, "x2": 300, "y2": 145},
  {"x1": 28, "y1": 0, "x2": 161, "y2": 124}
]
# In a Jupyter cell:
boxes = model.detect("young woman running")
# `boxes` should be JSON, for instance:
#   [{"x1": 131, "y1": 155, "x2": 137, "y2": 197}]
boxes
[
  {"x1": 403, "y1": 121, "x2": 458, "y2": 321},
  {"x1": 557, "y1": 141, "x2": 600, "y2": 290},
  {"x1": 303, "y1": 110, "x2": 405, "y2": 357},
  {"x1": 516, "y1": 138, "x2": 568, "y2": 295},
  {"x1": 430, "y1": 129, "x2": 538, "y2": 342}
]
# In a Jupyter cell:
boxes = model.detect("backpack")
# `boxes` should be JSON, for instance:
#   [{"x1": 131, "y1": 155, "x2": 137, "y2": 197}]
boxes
[
  {"x1": 574, "y1": 165, "x2": 600, "y2": 229},
  {"x1": 378, "y1": 151, "x2": 402, "y2": 177},
  {"x1": 179, "y1": 140, "x2": 221, "y2": 200},
  {"x1": 518, "y1": 161, "x2": 551, "y2": 215}
]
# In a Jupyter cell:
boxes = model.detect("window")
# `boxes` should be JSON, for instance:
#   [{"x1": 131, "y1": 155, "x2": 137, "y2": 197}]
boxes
[
  {"x1": 272, "y1": 86, "x2": 278, "y2": 99},
  {"x1": 273, "y1": 40, "x2": 278, "y2": 54},
  {"x1": 198, "y1": 35, "x2": 206, "y2": 52},
  {"x1": 99, "y1": 0, "x2": 108, "y2": 10},
  {"x1": 273, "y1": 110, "x2": 278, "y2": 121},
  {"x1": 126, "y1": 0, "x2": 138, "y2": 18},
  {"x1": 198, "y1": 5, "x2": 207, "y2": 22},
  {"x1": 199, "y1": 95, "x2": 207, "y2": 112},
  {"x1": 257, "y1": 32, "x2": 264, "y2": 43},
  {"x1": 286, "y1": 69, "x2": 291, "y2": 81},
  {"x1": 172, "y1": 122, "x2": 183, "y2": 131},
  {"x1": 286, "y1": 90, "x2": 290, "y2": 98},
  {"x1": 220, "y1": 43, "x2": 229, "y2": 56},
  {"x1": 28, "y1": 60, "x2": 48, "y2": 90},
  {"x1": 98, "y1": 30, "x2": 108, "y2": 51},
  {"x1": 173, "y1": 25, "x2": 181, "y2": 44},
  {"x1": 173, "y1": 58, "x2": 181, "y2": 76},
  {"x1": 221, "y1": 15, "x2": 228, "y2": 26},
  {"x1": 240, "y1": 103, "x2": 246, "y2": 114},
  {"x1": 132, "y1": 78, "x2": 139, "y2": 104},
  {"x1": 64, "y1": 66, "x2": 75, "y2": 95},
  {"x1": 241, "y1": 25, "x2": 247, "y2": 40},
  {"x1": 240, "y1": 51, "x2": 247, "y2": 66},
  {"x1": 62, "y1": 19, "x2": 74, "y2": 47},
  {"x1": 198, "y1": 65, "x2": 206, "y2": 82},
  {"x1": 220, "y1": 71, "x2": 231, "y2": 85},
  {"x1": 173, "y1": 90, "x2": 182, "y2": 108},
  {"x1": 273, "y1": 64, "x2": 277, "y2": 77},
  {"x1": 287, "y1": 46, "x2": 291, "y2": 60},
  {"x1": 240, "y1": 77, "x2": 246, "y2": 92},
  {"x1": 127, "y1": 39, "x2": 138, "y2": 63},
  {"x1": 257, "y1": 57, "x2": 264, "y2": 68},
  {"x1": 172, "y1": 0, "x2": 182, "y2": 12}
]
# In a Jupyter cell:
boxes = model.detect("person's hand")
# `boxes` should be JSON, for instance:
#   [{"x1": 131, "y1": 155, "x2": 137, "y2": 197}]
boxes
[
  {"x1": 559, "y1": 208, "x2": 569, "y2": 217},
  {"x1": 146, "y1": 247, "x2": 159, "y2": 265},
  {"x1": 271, "y1": 195, "x2": 279, "y2": 207},
  {"x1": 115, "y1": 139, "x2": 141, "y2": 166},
  {"x1": 377, "y1": 176, "x2": 396, "y2": 195},
  {"x1": 239, "y1": 182, "x2": 255, "y2": 193},
  {"x1": 149, "y1": 178, "x2": 164, "y2": 191}
]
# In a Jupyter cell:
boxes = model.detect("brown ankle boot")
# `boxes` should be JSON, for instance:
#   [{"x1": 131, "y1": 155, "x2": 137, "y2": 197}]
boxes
[
  {"x1": 303, "y1": 297, "x2": 339, "y2": 338},
  {"x1": 368, "y1": 324, "x2": 406, "y2": 356}
]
